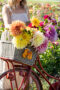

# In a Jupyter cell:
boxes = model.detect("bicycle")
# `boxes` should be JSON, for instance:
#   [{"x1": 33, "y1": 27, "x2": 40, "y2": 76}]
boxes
[{"x1": 0, "y1": 55, "x2": 60, "y2": 90}]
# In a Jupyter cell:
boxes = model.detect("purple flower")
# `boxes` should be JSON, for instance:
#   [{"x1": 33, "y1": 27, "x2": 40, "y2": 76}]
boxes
[
  {"x1": 58, "y1": 17, "x2": 60, "y2": 22},
  {"x1": 36, "y1": 38, "x2": 48, "y2": 53},
  {"x1": 57, "y1": 27, "x2": 60, "y2": 30},
  {"x1": 44, "y1": 25, "x2": 58, "y2": 42},
  {"x1": 52, "y1": 18, "x2": 57, "y2": 25}
]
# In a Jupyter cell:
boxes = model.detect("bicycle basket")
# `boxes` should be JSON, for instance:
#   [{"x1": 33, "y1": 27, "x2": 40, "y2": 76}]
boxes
[{"x1": 0, "y1": 41, "x2": 37, "y2": 66}]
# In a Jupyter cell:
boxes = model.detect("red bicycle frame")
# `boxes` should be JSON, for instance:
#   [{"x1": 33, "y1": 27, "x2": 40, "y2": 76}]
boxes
[{"x1": 0, "y1": 56, "x2": 60, "y2": 90}]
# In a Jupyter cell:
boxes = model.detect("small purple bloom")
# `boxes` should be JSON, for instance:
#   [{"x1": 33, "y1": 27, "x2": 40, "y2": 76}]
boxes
[
  {"x1": 57, "y1": 27, "x2": 60, "y2": 30},
  {"x1": 44, "y1": 25, "x2": 58, "y2": 42},
  {"x1": 48, "y1": 16, "x2": 51, "y2": 20},
  {"x1": 58, "y1": 17, "x2": 60, "y2": 22},
  {"x1": 52, "y1": 18, "x2": 57, "y2": 25},
  {"x1": 36, "y1": 38, "x2": 48, "y2": 53}
]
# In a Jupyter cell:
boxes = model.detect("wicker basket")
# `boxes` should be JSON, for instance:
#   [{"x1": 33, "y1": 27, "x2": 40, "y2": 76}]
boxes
[{"x1": 0, "y1": 41, "x2": 37, "y2": 66}]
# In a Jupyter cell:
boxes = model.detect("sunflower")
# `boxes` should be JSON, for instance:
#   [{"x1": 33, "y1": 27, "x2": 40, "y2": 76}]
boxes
[
  {"x1": 9, "y1": 20, "x2": 26, "y2": 36},
  {"x1": 12, "y1": 32, "x2": 32, "y2": 49},
  {"x1": 31, "y1": 17, "x2": 40, "y2": 27}
]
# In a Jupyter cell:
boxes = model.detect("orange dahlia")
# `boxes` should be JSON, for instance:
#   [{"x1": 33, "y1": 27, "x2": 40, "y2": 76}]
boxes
[{"x1": 9, "y1": 20, "x2": 26, "y2": 36}]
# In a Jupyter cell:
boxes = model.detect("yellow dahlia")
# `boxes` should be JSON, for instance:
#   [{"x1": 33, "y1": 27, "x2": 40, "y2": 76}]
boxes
[
  {"x1": 31, "y1": 31, "x2": 45, "y2": 47},
  {"x1": 31, "y1": 17, "x2": 40, "y2": 27},
  {"x1": 9, "y1": 20, "x2": 26, "y2": 36},
  {"x1": 12, "y1": 32, "x2": 32, "y2": 49}
]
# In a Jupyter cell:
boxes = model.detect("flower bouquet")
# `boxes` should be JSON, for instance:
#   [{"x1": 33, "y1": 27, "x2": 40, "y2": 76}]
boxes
[{"x1": 9, "y1": 15, "x2": 58, "y2": 65}]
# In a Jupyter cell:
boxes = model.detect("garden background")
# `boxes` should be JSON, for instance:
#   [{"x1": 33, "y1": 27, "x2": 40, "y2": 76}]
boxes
[{"x1": 0, "y1": 0, "x2": 60, "y2": 90}]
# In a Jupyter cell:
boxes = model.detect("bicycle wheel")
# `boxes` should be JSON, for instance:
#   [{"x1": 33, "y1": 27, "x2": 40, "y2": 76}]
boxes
[
  {"x1": 28, "y1": 71, "x2": 43, "y2": 90},
  {"x1": 0, "y1": 68, "x2": 43, "y2": 90}
]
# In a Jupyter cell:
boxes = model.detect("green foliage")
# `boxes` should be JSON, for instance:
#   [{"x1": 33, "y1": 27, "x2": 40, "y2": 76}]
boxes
[
  {"x1": 0, "y1": 21, "x2": 4, "y2": 38},
  {"x1": 39, "y1": 41, "x2": 60, "y2": 76},
  {"x1": 0, "y1": 0, "x2": 4, "y2": 2}
]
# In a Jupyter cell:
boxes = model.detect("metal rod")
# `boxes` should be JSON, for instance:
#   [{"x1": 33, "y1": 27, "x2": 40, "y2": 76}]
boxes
[
  {"x1": 23, "y1": 69, "x2": 32, "y2": 89},
  {"x1": 37, "y1": 56, "x2": 60, "y2": 81},
  {"x1": 18, "y1": 77, "x2": 26, "y2": 90},
  {"x1": 6, "y1": 61, "x2": 13, "y2": 90},
  {"x1": 34, "y1": 65, "x2": 55, "y2": 90},
  {"x1": 11, "y1": 62, "x2": 18, "y2": 90}
]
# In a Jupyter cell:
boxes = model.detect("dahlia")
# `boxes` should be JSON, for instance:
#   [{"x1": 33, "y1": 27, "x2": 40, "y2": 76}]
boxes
[
  {"x1": 31, "y1": 31, "x2": 45, "y2": 47},
  {"x1": 28, "y1": 23, "x2": 33, "y2": 28},
  {"x1": 36, "y1": 38, "x2": 48, "y2": 53},
  {"x1": 44, "y1": 25, "x2": 58, "y2": 42},
  {"x1": 31, "y1": 17, "x2": 40, "y2": 27},
  {"x1": 9, "y1": 20, "x2": 26, "y2": 36},
  {"x1": 12, "y1": 32, "x2": 32, "y2": 49},
  {"x1": 39, "y1": 22, "x2": 44, "y2": 27},
  {"x1": 44, "y1": 15, "x2": 49, "y2": 20}
]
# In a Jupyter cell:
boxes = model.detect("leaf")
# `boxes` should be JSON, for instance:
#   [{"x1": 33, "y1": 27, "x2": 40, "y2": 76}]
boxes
[
  {"x1": 0, "y1": 27, "x2": 4, "y2": 31},
  {"x1": 0, "y1": 21, "x2": 3, "y2": 25}
]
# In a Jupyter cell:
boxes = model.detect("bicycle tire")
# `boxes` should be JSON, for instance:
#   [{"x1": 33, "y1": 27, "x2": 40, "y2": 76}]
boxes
[
  {"x1": 30, "y1": 70, "x2": 43, "y2": 90},
  {"x1": 0, "y1": 68, "x2": 43, "y2": 90}
]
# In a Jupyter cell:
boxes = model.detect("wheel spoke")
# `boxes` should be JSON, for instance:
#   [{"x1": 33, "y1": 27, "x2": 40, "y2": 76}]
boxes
[{"x1": 0, "y1": 68, "x2": 43, "y2": 90}]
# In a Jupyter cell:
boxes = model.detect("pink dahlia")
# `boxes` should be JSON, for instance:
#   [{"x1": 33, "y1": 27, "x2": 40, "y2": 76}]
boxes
[
  {"x1": 28, "y1": 23, "x2": 33, "y2": 28},
  {"x1": 39, "y1": 22, "x2": 44, "y2": 27},
  {"x1": 44, "y1": 15, "x2": 49, "y2": 20},
  {"x1": 36, "y1": 38, "x2": 48, "y2": 53},
  {"x1": 52, "y1": 42, "x2": 59, "y2": 46}
]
